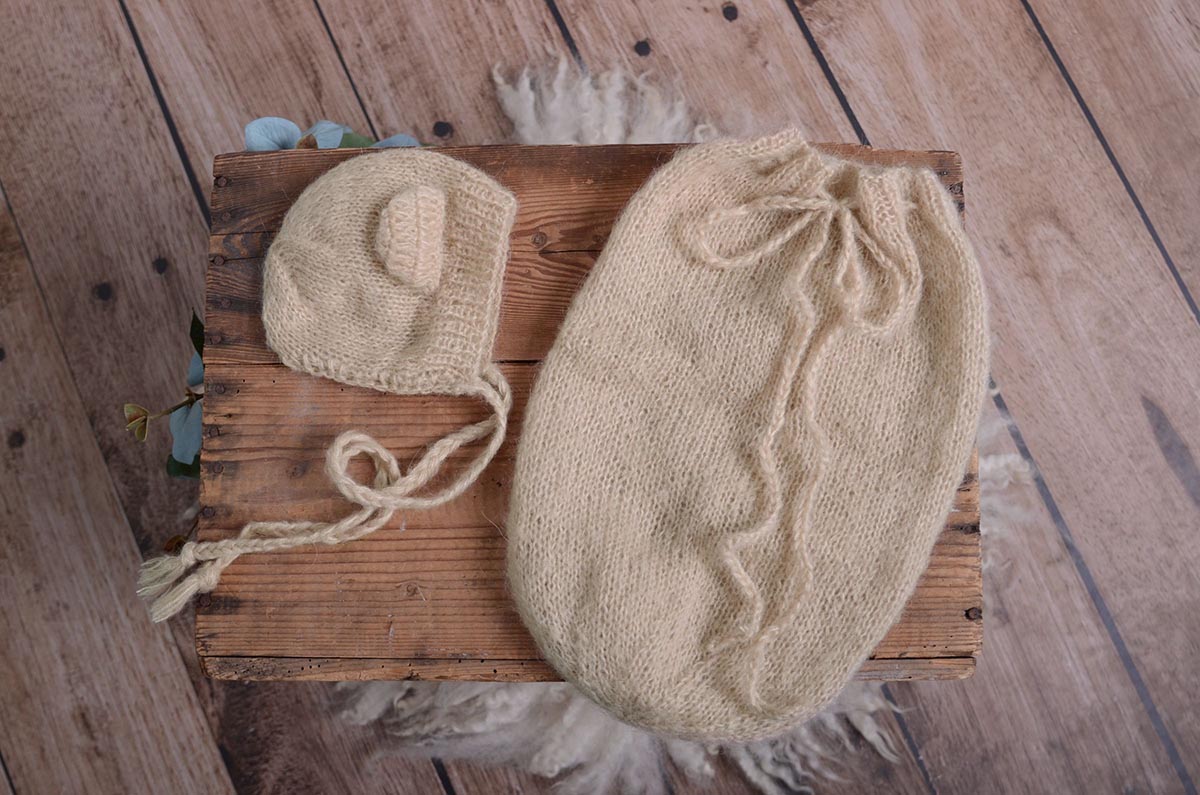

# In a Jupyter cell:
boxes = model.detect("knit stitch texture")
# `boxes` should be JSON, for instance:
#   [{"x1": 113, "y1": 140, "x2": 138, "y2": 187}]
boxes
[
  {"x1": 264, "y1": 149, "x2": 517, "y2": 396},
  {"x1": 507, "y1": 131, "x2": 988, "y2": 741}
]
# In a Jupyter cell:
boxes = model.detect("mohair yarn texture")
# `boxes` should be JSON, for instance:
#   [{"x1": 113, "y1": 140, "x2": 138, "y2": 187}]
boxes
[
  {"x1": 507, "y1": 131, "x2": 988, "y2": 741},
  {"x1": 137, "y1": 148, "x2": 517, "y2": 621}
]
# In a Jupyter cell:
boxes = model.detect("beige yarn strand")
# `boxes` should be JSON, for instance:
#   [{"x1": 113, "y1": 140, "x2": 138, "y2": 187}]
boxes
[
  {"x1": 138, "y1": 365, "x2": 511, "y2": 622},
  {"x1": 690, "y1": 194, "x2": 921, "y2": 709}
]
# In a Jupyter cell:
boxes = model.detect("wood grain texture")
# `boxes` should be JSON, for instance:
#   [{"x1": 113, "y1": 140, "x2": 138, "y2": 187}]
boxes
[
  {"x1": 443, "y1": 764, "x2": 557, "y2": 795},
  {"x1": 207, "y1": 681, "x2": 444, "y2": 795},
  {"x1": 0, "y1": 196, "x2": 231, "y2": 794},
  {"x1": 316, "y1": 0, "x2": 568, "y2": 146},
  {"x1": 557, "y1": 0, "x2": 859, "y2": 142},
  {"x1": 0, "y1": 2, "x2": 235, "y2": 790},
  {"x1": 802, "y1": 0, "x2": 1200, "y2": 778},
  {"x1": 207, "y1": 144, "x2": 960, "y2": 238},
  {"x1": 201, "y1": 655, "x2": 971, "y2": 683},
  {"x1": 887, "y1": 402, "x2": 1180, "y2": 793},
  {"x1": 1027, "y1": 0, "x2": 1200, "y2": 303},
  {"x1": 125, "y1": 0, "x2": 372, "y2": 190},
  {"x1": 205, "y1": 251, "x2": 599, "y2": 364},
  {"x1": 198, "y1": 143, "x2": 980, "y2": 683},
  {"x1": 0, "y1": 0, "x2": 208, "y2": 551}
]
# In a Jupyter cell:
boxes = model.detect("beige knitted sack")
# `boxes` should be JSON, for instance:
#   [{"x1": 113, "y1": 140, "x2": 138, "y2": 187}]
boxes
[
  {"x1": 138, "y1": 148, "x2": 518, "y2": 622},
  {"x1": 508, "y1": 131, "x2": 988, "y2": 741}
]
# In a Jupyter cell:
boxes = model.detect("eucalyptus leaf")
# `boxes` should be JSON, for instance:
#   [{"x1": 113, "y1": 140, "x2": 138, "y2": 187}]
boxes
[
  {"x1": 185, "y1": 351, "x2": 204, "y2": 389},
  {"x1": 373, "y1": 133, "x2": 420, "y2": 148},
  {"x1": 304, "y1": 120, "x2": 352, "y2": 149},
  {"x1": 339, "y1": 131, "x2": 376, "y2": 149},
  {"x1": 168, "y1": 402, "x2": 203, "y2": 464},
  {"x1": 245, "y1": 117, "x2": 302, "y2": 151},
  {"x1": 166, "y1": 454, "x2": 201, "y2": 479}
]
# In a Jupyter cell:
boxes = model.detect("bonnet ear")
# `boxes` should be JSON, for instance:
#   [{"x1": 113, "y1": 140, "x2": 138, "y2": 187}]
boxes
[{"x1": 375, "y1": 185, "x2": 446, "y2": 294}]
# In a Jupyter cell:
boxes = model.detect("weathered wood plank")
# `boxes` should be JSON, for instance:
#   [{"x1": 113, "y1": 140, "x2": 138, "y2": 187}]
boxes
[
  {"x1": 1028, "y1": 0, "x2": 1200, "y2": 305},
  {"x1": 20, "y1": 4, "x2": 451, "y2": 792},
  {"x1": 803, "y1": 0, "x2": 1200, "y2": 783},
  {"x1": 125, "y1": 0, "x2": 372, "y2": 195},
  {"x1": 0, "y1": 194, "x2": 231, "y2": 794},
  {"x1": 208, "y1": 680, "x2": 449, "y2": 795},
  {"x1": 556, "y1": 0, "x2": 860, "y2": 142},
  {"x1": 208, "y1": 144, "x2": 961, "y2": 239},
  {"x1": 204, "y1": 657, "x2": 560, "y2": 682},
  {"x1": 196, "y1": 361, "x2": 979, "y2": 666},
  {"x1": 0, "y1": 0, "x2": 209, "y2": 551},
  {"x1": 202, "y1": 655, "x2": 973, "y2": 683},
  {"x1": 888, "y1": 402, "x2": 1180, "y2": 793},
  {"x1": 204, "y1": 251, "x2": 596, "y2": 365},
  {"x1": 0, "y1": 1, "x2": 241, "y2": 790},
  {"x1": 316, "y1": 0, "x2": 569, "y2": 146}
]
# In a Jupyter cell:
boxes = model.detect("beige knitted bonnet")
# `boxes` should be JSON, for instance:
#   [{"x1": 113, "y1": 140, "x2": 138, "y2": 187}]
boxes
[
  {"x1": 507, "y1": 131, "x2": 988, "y2": 740},
  {"x1": 139, "y1": 148, "x2": 517, "y2": 621}
]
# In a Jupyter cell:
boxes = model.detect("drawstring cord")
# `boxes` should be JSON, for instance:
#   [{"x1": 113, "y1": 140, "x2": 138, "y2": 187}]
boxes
[
  {"x1": 138, "y1": 364, "x2": 512, "y2": 622},
  {"x1": 690, "y1": 190, "x2": 922, "y2": 710}
]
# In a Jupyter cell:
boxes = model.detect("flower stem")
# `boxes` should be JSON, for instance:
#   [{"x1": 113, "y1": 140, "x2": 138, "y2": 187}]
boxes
[{"x1": 150, "y1": 391, "x2": 202, "y2": 420}]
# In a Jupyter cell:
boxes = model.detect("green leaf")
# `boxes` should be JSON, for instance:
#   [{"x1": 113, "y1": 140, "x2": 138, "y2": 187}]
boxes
[
  {"x1": 190, "y1": 311, "x2": 205, "y2": 356},
  {"x1": 166, "y1": 453, "x2": 201, "y2": 479},
  {"x1": 338, "y1": 131, "x2": 376, "y2": 149}
]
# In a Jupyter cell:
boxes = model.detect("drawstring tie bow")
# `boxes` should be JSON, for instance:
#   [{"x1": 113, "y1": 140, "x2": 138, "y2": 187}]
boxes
[
  {"x1": 689, "y1": 186, "x2": 921, "y2": 710},
  {"x1": 138, "y1": 364, "x2": 511, "y2": 622}
]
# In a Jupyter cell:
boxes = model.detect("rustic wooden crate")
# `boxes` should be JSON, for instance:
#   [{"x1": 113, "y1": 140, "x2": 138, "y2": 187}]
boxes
[{"x1": 197, "y1": 143, "x2": 981, "y2": 683}]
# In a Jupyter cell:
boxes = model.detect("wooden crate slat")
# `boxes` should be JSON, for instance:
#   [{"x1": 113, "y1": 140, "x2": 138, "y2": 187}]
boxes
[
  {"x1": 209, "y1": 144, "x2": 962, "y2": 241},
  {"x1": 200, "y1": 655, "x2": 974, "y2": 683},
  {"x1": 205, "y1": 251, "x2": 596, "y2": 365},
  {"x1": 197, "y1": 362, "x2": 980, "y2": 664}
]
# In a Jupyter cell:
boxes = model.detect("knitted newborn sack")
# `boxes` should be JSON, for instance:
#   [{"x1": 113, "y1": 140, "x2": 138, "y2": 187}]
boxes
[
  {"x1": 139, "y1": 148, "x2": 518, "y2": 621},
  {"x1": 507, "y1": 131, "x2": 988, "y2": 740}
]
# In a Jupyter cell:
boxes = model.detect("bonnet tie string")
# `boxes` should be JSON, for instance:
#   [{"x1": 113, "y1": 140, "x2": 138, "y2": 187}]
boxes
[
  {"x1": 690, "y1": 191, "x2": 921, "y2": 709},
  {"x1": 138, "y1": 364, "x2": 512, "y2": 622}
]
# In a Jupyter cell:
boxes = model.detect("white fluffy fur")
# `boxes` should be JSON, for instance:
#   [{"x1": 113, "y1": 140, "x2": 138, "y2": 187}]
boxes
[
  {"x1": 336, "y1": 63, "x2": 1033, "y2": 794},
  {"x1": 493, "y1": 61, "x2": 716, "y2": 145},
  {"x1": 338, "y1": 680, "x2": 899, "y2": 795}
]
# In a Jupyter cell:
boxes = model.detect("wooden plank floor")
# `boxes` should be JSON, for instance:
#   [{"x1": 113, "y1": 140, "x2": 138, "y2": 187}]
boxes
[{"x1": 0, "y1": 1, "x2": 1195, "y2": 793}]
